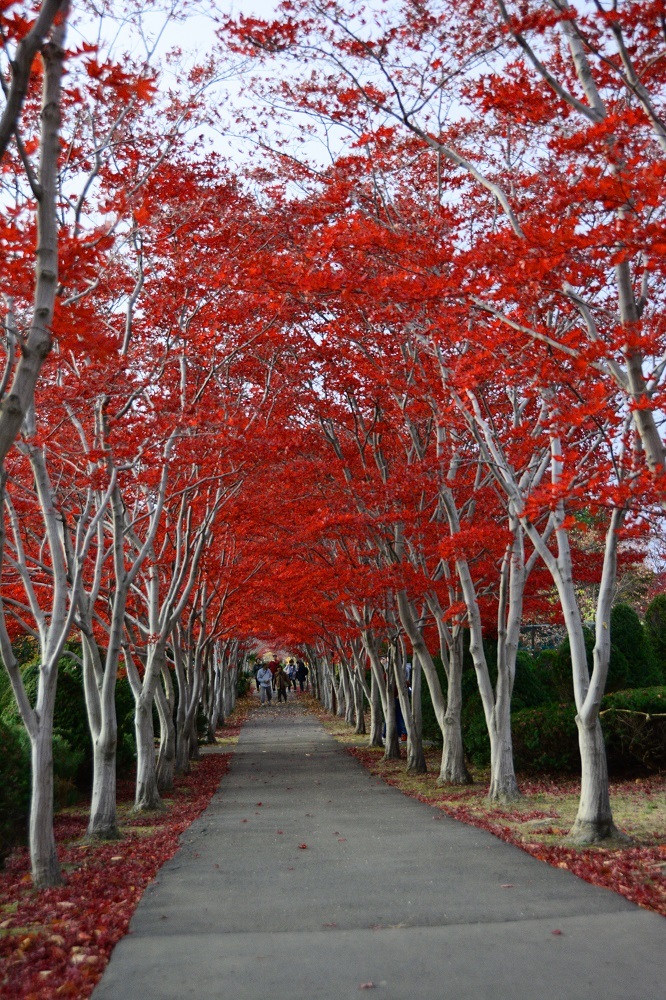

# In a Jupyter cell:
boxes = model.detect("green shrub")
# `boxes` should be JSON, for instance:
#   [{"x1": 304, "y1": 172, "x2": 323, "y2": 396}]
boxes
[
  {"x1": 454, "y1": 644, "x2": 553, "y2": 767},
  {"x1": 0, "y1": 718, "x2": 30, "y2": 864},
  {"x1": 15, "y1": 651, "x2": 92, "y2": 786},
  {"x1": 115, "y1": 674, "x2": 137, "y2": 772},
  {"x1": 600, "y1": 686, "x2": 666, "y2": 773},
  {"x1": 420, "y1": 654, "x2": 449, "y2": 744},
  {"x1": 513, "y1": 649, "x2": 553, "y2": 709},
  {"x1": 462, "y1": 709, "x2": 492, "y2": 768},
  {"x1": 0, "y1": 668, "x2": 15, "y2": 717},
  {"x1": 237, "y1": 672, "x2": 252, "y2": 697},
  {"x1": 644, "y1": 594, "x2": 666, "y2": 679},
  {"x1": 0, "y1": 719, "x2": 87, "y2": 864},
  {"x1": 508, "y1": 686, "x2": 666, "y2": 776},
  {"x1": 611, "y1": 603, "x2": 662, "y2": 687},
  {"x1": 549, "y1": 628, "x2": 631, "y2": 699},
  {"x1": 511, "y1": 702, "x2": 580, "y2": 773}
]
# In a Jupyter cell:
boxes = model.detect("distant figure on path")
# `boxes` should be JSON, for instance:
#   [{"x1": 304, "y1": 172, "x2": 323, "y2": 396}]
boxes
[
  {"x1": 275, "y1": 664, "x2": 289, "y2": 703},
  {"x1": 296, "y1": 659, "x2": 309, "y2": 692},
  {"x1": 257, "y1": 664, "x2": 273, "y2": 704}
]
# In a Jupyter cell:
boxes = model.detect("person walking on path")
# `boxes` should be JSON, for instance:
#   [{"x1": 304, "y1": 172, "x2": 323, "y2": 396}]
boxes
[
  {"x1": 256, "y1": 664, "x2": 273, "y2": 704},
  {"x1": 275, "y1": 664, "x2": 289, "y2": 703},
  {"x1": 296, "y1": 658, "x2": 309, "y2": 692}
]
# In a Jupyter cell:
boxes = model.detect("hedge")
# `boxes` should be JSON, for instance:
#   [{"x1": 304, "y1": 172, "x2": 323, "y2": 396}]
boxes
[
  {"x1": 466, "y1": 686, "x2": 666, "y2": 775},
  {"x1": 611, "y1": 603, "x2": 663, "y2": 687},
  {"x1": 645, "y1": 593, "x2": 666, "y2": 675},
  {"x1": 0, "y1": 718, "x2": 31, "y2": 865}
]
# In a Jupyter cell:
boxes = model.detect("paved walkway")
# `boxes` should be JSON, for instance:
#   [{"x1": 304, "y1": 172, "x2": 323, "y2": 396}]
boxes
[{"x1": 94, "y1": 704, "x2": 664, "y2": 1000}]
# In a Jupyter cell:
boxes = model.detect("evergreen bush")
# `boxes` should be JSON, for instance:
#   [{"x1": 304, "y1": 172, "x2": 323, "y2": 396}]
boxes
[
  {"x1": 610, "y1": 603, "x2": 663, "y2": 687},
  {"x1": 18, "y1": 653, "x2": 92, "y2": 786},
  {"x1": 507, "y1": 687, "x2": 666, "y2": 776},
  {"x1": 644, "y1": 593, "x2": 666, "y2": 679},
  {"x1": 600, "y1": 686, "x2": 666, "y2": 773},
  {"x1": 0, "y1": 718, "x2": 30, "y2": 865},
  {"x1": 549, "y1": 628, "x2": 631, "y2": 698}
]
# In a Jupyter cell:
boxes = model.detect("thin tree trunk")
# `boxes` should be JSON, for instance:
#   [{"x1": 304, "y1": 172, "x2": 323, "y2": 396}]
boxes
[
  {"x1": 569, "y1": 716, "x2": 617, "y2": 843},
  {"x1": 384, "y1": 684, "x2": 400, "y2": 760},
  {"x1": 189, "y1": 706, "x2": 200, "y2": 760},
  {"x1": 134, "y1": 695, "x2": 162, "y2": 811},
  {"x1": 334, "y1": 665, "x2": 345, "y2": 717},
  {"x1": 81, "y1": 626, "x2": 121, "y2": 840},
  {"x1": 29, "y1": 717, "x2": 60, "y2": 887},
  {"x1": 206, "y1": 652, "x2": 221, "y2": 741},
  {"x1": 439, "y1": 639, "x2": 470, "y2": 785},
  {"x1": 352, "y1": 668, "x2": 366, "y2": 734},
  {"x1": 155, "y1": 670, "x2": 175, "y2": 792},
  {"x1": 393, "y1": 643, "x2": 426, "y2": 773},
  {"x1": 397, "y1": 590, "x2": 465, "y2": 782},
  {"x1": 0, "y1": 11, "x2": 69, "y2": 466},
  {"x1": 88, "y1": 732, "x2": 118, "y2": 840},
  {"x1": 369, "y1": 670, "x2": 383, "y2": 746},
  {"x1": 440, "y1": 491, "x2": 521, "y2": 801},
  {"x1": 339, "y1": 655, "x2": 355, "y2": 726}
]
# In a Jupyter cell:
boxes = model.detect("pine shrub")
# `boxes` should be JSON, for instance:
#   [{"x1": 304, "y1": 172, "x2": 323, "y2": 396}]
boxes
[
  {"x1": 0, "y1": 718, "x2": 30, "y2": 865},
  {"x1": 611, "y1": 603, "x2": 663, "y2": 687},
  {"x1": 644, "y1": 593, "x2": 666, "y2": 679}
]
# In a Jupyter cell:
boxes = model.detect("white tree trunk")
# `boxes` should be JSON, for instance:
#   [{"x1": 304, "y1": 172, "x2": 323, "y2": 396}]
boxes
[
  {"x1": 352, "y1": 668, "x2": 366, "y2": 735},
  {"x1": 398, "y1": 590, "x2": 468, "y2": 784},
  {"x1": 134, "y1": 694, "x2": 162, "y2": 811},
  {"x1": 369, "y1": 670, "x2": 383, "y2": 746},
  {"x1": 569, "y1": 716, "x2": 616, "y2": 843},
  {"x1": 155, "y1": 670, "x2": 176, "y2": 792},
  {"x1": 437, "y1": 637, "x2": 470, "y2": 786},
  {"x1": 88, "y1": 732, "x2": 118, "y2": 840},
  {"x1": 390, "y1": 641, "x2": 426, "y2": 772},
  {"x1": 383, "y1": 683, "x2": 400, "y2": 760},
  {"x1": 0, "y1": 12, "x2": 68, "y2": 466},
  {"x1": 441, "y1": 490, "x2": 521, "y2": 801},
  {"x1": 339, "y1": 656, "x2": 355, "y2": 726},
  {"x1": 205, "y1": 652, "x2": 221, "y2": 741},
  {"x1": 29, "y1": 716, "x2": 60, "y2": 887},
  {"x1": 334, "y1": 665, "x2": 346, "y2": 717}
]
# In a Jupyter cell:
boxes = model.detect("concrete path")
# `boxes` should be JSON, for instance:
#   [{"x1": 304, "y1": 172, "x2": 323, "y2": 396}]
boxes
[{"x1": 94, "y1": 704, "x2": 664, "y2": 1000}]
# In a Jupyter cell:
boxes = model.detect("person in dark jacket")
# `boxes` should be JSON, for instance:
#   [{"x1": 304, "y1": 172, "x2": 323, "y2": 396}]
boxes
[
  {"x1": 295, "y1": 659, "x2": 309, "y2": 692},
  {"x1": 275, "y1": 664, "x2": 289, "y2": 703}
]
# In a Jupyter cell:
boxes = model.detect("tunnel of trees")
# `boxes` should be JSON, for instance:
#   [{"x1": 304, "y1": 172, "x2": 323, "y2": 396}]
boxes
[{"x1": 0, "y1": 0, "x2": 665, "y2": 888}]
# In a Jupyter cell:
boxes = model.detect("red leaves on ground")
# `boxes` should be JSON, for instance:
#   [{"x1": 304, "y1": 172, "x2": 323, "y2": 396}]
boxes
[{"x1": 0, "y1": 753, "x2": 232, "y2": 1000}]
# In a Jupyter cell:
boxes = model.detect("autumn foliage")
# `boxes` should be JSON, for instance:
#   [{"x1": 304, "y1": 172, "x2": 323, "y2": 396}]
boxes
[{"x1": 0, "y1": 0, "x2": 665, "y2": 962}]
